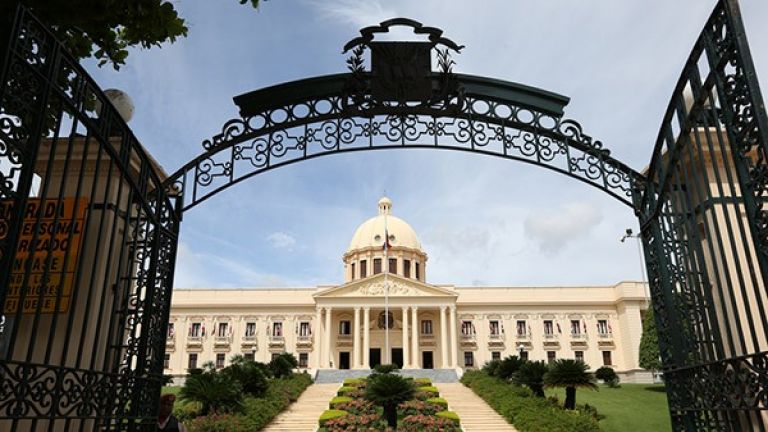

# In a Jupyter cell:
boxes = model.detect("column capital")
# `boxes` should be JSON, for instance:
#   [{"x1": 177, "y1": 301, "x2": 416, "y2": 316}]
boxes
[
  {"x1": 363, "y1": 306, "x2": 371, "y2": 311},
  {"x1": 325, "y1": 306, "x2": 333, "y2": 312},
  {"x1": 440, "y1": 305, "x2": 448, "y2": 312},
  {"x1": 401, "y1": 306, "x2": 409, "y2": 311},
  {"x1": 412, "y1": 306, "x2": 419, "y2": 312},
  {"x1": 354, "y1": 306, "x2": 361, "y2": 311},
  {"x1": 449, "y1": 305, "x2": 457, "y2": 311}
]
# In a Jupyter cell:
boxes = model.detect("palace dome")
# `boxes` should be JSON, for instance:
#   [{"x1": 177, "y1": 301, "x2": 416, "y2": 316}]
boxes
[{"x1": 347, "y1": 197, "x2": 422, "y2": 252}]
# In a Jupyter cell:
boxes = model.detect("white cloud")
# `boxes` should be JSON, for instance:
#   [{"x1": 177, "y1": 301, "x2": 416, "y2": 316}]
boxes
[
  {"x1": 267, "y1": 231, "x2": 297, "y2": 250},
  {"x1": 524, "y1": 202, "x2": 603, "y2": 255},
  {"x1": 309, "y1": 0, "x2": 398, "y2": 29}
]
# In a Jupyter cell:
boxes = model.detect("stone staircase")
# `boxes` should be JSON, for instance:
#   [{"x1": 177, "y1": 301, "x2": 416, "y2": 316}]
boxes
[
  {"x1": 437, "y1": 383, "x2": 518, "y2": 432},
  {"x1": 314, "y1": 368, "x2": 459, "y2": 383},
  {"x1": 261, "y1": 383, "x2": 338, "y2": 432}
]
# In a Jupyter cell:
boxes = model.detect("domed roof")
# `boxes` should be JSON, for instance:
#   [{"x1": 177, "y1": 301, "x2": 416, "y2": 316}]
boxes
[{"x1": 348, "y1": 197, "x2": 422, "y2": 252}]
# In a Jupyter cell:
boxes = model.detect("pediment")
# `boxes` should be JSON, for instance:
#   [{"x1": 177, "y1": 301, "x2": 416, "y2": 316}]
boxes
[{"x1": 314, "y1": 274, "x2": 457, "y2": 298}]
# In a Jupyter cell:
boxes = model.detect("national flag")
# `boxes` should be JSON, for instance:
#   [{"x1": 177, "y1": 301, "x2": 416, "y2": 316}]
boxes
[
  {"x1": 583, "y1": 321, "x2": 587, "y2": 334},
  {"x1": 201, "y1": 323, "x2": 206, "y2": 337},
  {"x1": 528, "y1": 324, "x2": 532, "y2": 335},
  {"x1": 382, "y1": 229, "x2": 392, "y2": 252},
  {"x1": 556, "y1": 323, "x2": 562, "y2": 334},
  {"x1": 608, "y1": 322, "x2": 613, "y2": 333}
]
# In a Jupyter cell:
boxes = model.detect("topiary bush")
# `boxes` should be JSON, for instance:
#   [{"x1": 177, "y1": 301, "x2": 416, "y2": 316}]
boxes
[
  {"x1": 416, "y1": 385, "x2": 439, "y2": 397},
  {"x1": 413, "y1": 377, "x2": 432, "y2": 386},
  {"x1": 336, "y1": 386, "x2": 357, "y2": 396},
  {"x1": 426, "y1": 397, "x2": 448, "y2": 409},
  {"x1": 436, "y1": 410, "x2": 460, "y2": 425},
  {"x1": 329, "y1": 396, "x2": 353, "y2": 409},
  {"x1": 595, "y1": 366, "x2": 620, "y2": 388},
  {"x1": 318, "y1": 409, "x2": 348, "y2": 427},
  {"x1": 342, "y1": 378, "x2": 365, "y2": 387}
]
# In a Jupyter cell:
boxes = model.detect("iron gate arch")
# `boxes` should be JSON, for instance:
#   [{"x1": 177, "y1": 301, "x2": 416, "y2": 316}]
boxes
[{"x1": 1, "y1": 1, "x2": 767, "y2": 431}]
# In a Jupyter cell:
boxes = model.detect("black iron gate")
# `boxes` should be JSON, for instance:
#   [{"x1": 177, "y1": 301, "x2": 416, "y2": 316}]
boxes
[
  {"x1": 0, "y1": 7, "x2": 180, "y2": 432},
  {"x1": 0, "y1": 0, "x2": 767, "y2": 431},
  {"x1": 638, "y1": 0, "x2": 768, "y2": 430}
]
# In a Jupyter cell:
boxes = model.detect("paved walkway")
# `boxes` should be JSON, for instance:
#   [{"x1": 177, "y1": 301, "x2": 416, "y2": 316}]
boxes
[
  {"x1": 262, "y1": 383, "x2": 338, "y2": 432},
  {"x1": 437, "y1": 383, "x2": 518, "y2": 432}
]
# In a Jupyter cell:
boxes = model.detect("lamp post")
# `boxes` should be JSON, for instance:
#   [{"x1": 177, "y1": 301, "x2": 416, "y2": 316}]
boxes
[
  {"x1": 620, "y1": 228, "x2": 649, "y2": 298},
  {"x1": 516, "y1": 343, "x2": 526, "y2": 360}
]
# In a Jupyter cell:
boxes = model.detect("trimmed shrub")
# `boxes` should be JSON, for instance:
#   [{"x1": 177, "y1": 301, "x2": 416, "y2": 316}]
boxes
[
  {"x1": 329, "y1": 396, "x2": 353, "y2": 408},
  {"x1": 413, "y1": 377, "x2": 432, "y2": 386},
  {"x1": 436, "y1": 410, "x2": 461, "y2": 425},
  {"x1": 342, "y1": 378, "x2": 365, "y2": 387},
  {"x1": 416, "y1": 385, "x2": 439, "y2": 397},
  {"x1": 336, "y1": 386, "x2": 357, "y2": 396},
  {"x1": 318, "y1": 409, "x2": 348, "y2": 427},
  {"x1": 595, "y1": 366, "x2": 620, "y2": 387},
  {"x1": 426, "y1": 397, "x2": 448, "y2": 409}
]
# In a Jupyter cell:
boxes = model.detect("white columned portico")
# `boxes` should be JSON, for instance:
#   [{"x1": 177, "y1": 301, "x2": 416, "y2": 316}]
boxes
[
  {"x1": 363, "y1": 307, "x2": 370, "y2": 368},
  {"x1": 401, "y1": 306, "x2": 409, "y2": 368},
  {"x1": 449, "y1": 305, "x2": 458, "y2": 367},
  {"x1": 324, "y1": 306, "x2": 332, "y2": 368},
  {"x1": 411, "y1": 306, "x2": 419, "y2": 368},
  {"x1": 440, "y1": 306, "x2": 448, "y2": 368},
  {"x1": 315, "y1": 308, "x2": 323, "y2": 368},
  {"x1": 353, "y1": 307, "x2": 361, "y2": 368}
]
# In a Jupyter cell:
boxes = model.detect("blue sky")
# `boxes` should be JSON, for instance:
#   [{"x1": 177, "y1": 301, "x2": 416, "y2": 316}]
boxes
[{"x1": 86, "y1": 0, "x2": 768, "y2": 288}]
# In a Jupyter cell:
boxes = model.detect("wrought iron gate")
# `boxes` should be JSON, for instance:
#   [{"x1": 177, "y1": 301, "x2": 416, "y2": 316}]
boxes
[
  {"x1": 0, "y1": 0, "x2": 767, "y2": 431},
  {"x1": 638, "y1": 0, "x2": 768, "y2": 430},
  {"x1": 0, "y1": 7, "x2": 180, "y2": 432}
]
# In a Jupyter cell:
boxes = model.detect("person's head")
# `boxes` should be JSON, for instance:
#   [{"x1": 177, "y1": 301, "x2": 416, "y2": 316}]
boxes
[{"x1": 158, "y1": 394, "x2": 175, "y2": 419}]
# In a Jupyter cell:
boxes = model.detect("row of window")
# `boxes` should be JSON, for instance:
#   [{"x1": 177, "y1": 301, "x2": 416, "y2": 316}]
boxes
[
  {"x1": 465, "y1": 350, "x2": 613, "y2": 367},
  {"x1": 170, "y1": 352, "x2": 311, "y2": 370},
  {"x1": 171, "y1": 321, "x2": 313, "y2": 339},
  {"x1": 351, "y1": 258, "x2": 420, "y2": 280},
  {"x1": 460, "y1": 319, "x2": 613, "y2": 337}
]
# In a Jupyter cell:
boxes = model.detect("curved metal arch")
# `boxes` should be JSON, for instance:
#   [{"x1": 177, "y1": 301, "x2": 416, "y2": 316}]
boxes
[{"x1": 165, "y1": 73, "x2": 645, "y2": 213}]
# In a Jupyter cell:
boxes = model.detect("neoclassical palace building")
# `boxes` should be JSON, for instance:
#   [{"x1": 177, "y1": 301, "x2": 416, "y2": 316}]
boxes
[{"x1": 166, "y1": 198, "x2": 652, "y2": 382}]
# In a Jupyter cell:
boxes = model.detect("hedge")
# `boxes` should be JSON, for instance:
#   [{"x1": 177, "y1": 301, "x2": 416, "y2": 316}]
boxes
[
  {"x1": 461, "y1": 370, "x2": 599, "y2": 432},
  {"x1": 318, "y1": 409, "x2": 348, "y2": 427},
  {"x1": 436, "y1": 410, "x2": 460, "y2": 425},
  {"x1": 426, "y1": 397, "x2": 448, "y2": 409},
  {"x1": 329, "y1": 396, "x2": 353, "y2": 408},
  {"x1": 342, "y1": 378, "x2": 365, "y2": 387},
  {"x1": 336, "y1": 386, "x2": 357, "y2": 396},
  {"x1": 414, "y1": 377, "x2": 432, "y2": 385},
  {"x1": 416, "y1": 386, "x2": 440, "y2": 396}
]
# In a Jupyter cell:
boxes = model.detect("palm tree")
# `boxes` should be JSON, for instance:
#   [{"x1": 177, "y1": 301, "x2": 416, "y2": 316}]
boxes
[
  {"x1": 513, "y1": 360, "x2": 548, "y2": 397},
  {"x1": 543, "y1": 359, "x2": 597, "y2": 410},
  {"x1": 364, "y1": 373, "x2": 415, "y2": 428}
]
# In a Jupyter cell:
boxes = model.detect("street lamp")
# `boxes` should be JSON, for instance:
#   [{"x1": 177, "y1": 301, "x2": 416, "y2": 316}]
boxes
[
  {"x1": 620, "y1": 228, "x2": 649, "y2": 298},
  {"x1": 516, "y1": 343, "x2": 526, "y2": 360}
]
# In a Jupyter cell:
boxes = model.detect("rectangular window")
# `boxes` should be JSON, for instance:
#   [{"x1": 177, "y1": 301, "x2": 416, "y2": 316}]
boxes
[
  {"x1": 597, "y1": 319, "x2": 610, "y2": 334},
  {"x1": 421, "y1": 320, "x2": 433, "y2": 335},
  {"x1": 570, "y1": 320, "x2": 581, "y2": 335},
  {"x1": 547, "y1": 351, "x2": 556, "y2": 364},
  {"x1": 299, "y1": 353, "x2": 309, "y2": 368},
  {"x1": 403, "y1": 260, "x2": 411, "y2": 278},
  {"x1": 190, "y1": 323, "x2": 201, "y2": 337},
  {"x1": 244, "y1": 352, "x2": 255, "y2": 362},
  {"x1": 167, "y1": 323, "x2": 175, "y2": 339},
  {"x1": 299, "y1": 322, "x2": 311, "y2": 336},
  {"x1": 218, "y1": 322, "x2": 228, "y2": 337},
  {"x1": 216, "y1": 353, "x2": 225, "y2": 369},
  {"x1": 543, "y1": 320, "x2": 554, "y2": 335},
  {"x1": 245, "y1": 322, "x2": 256, "y2": 337},
  {"x1": 164, "y1": 353, "x2": 171, "y2": 369},
  {"x1": 351, "y1": 263, "x2": 355, "y2": 280},
  {"x1": 464, "y1": 351, "x2": 474, "y2": 367},
  {"x1": 188, "y1": 353, "x2": 198, "y2": 370},
  {"x1": 492, "y1": 351, "x2": 501, "y2": 361},
  {"x1": 388, "y1": 258, "x2": 397, "y2": 274},
  {"x1": 373, "y1": 258, "x2": 382, "y2": 274},
  {"x1": 461, "y1": 321, "x2": 474, "y2": 336},
  {"x1": 516, "y1": 320, "x2": 527, "y2": 336},
  {"x1": 272, "y1": 322, "x2": 283, "y2": 337},
  {"x1": 339, "y1": 320, "x2": 351, "y2": 335},
  {"x1": 360, "y1": 260, "x2": 367, "y2": 278},
  {"x1": 602, "y1": 351, "x2": 613, "y2": 366},
  {"x1": 520, "y1": 351, "x2": 529, "y2": 361},
  {"x1": 271, "y1": 353, "x2": 281, "y2": 361},
  {"x1": 415, "y1": 262, "x2": 420, "y2": 280},
  {"x1": 489, "y1": 320, "x2": 500, "y2": 336},
  {"x1": 575, "y1": 351, "x2": 584, "y2": 362}
]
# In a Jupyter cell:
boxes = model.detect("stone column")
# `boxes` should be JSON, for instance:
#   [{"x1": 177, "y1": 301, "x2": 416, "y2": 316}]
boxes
[
  {"x1": 363, "y1": 307, "x2": 370, "y2": 368},
  {"x1": 324, "y1": 307, "x2": 333, "y2": 368},
  {"x1": 353, "y1": 307, "x2": 361, "y2": 368},
  {"x1": 402, "y1": 306, "x2": 410, "y2": 368},
  {"x1": 440, "y1": 306, "x2": 449, "y2": 368},
  {"x1": 449, "y1": 306, "x2": 458, "y2": 368},
  {"x1": 315, "y1": 308, "x2": 323, "y2": 369},
  {"x1": 411, "y1": 307, "x2": 419, "y2": 368}
]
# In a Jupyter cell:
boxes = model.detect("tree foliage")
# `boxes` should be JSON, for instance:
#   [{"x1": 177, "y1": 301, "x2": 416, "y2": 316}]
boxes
[
  {"x1": 0, "y1": 0, "x2": 262, "y2": 70},
  {"x1": 222, "y1": 355, "x2": 269, "y2": 397},
  {"x1": 639, "y1": 308, "x2": 663, "y2": 371},
  {"x1": 269, "y1": 352, "x2": 298, "y2": 378},
  {"x1": 495, "y1": 355, "x2": 525, "y2": 380},
  {"x1": 594, "y1": 366, "x2": 620, "y2": 388},
  {"x1": 364, "y1": 373, "x2": 415, "y2": 428},
  {"x1": 180, "y1": 362, "x2": 243, "y2": 415},
  {"x1": 513, "y1": 360, "x2": 548, "y2": 397}
]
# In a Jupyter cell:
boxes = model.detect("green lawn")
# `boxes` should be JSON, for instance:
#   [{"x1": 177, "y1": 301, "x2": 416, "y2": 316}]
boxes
[
  {"x1": 161, "y1": 386, "x2": 181, "y2": 396},
  {"x1": 545, "y1": 384, "x2": 671, "y2": 432}
]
